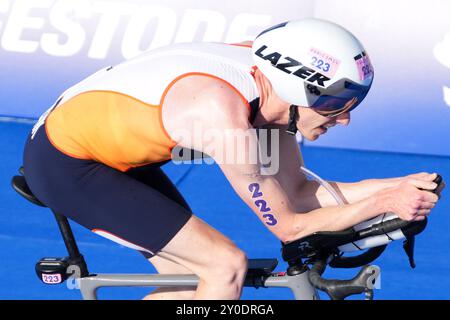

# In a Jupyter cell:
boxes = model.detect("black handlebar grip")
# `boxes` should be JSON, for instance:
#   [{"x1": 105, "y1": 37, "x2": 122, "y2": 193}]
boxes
[
  {"x1": 421, "y1": 174, "x2": 442, "y2": 193},
  {"x1": 433, "y1": 175, "x2": 443, "y2": 191}
]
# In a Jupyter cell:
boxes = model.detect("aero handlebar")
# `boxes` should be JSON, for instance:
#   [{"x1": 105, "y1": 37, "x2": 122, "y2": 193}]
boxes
[{"x1": 283, "y1": 174, "x2": 443, "y2": 300}]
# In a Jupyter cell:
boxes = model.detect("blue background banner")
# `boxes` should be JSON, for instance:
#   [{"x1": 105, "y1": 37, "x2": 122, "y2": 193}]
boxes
[{"x1": 1, "y1": 0, "x2": 449, "y2": 155}]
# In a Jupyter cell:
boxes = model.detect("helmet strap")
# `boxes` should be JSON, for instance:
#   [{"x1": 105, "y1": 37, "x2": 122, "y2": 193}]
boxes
[{"x1": 286, "y1": 105, "x2": 299, "y2": 135}]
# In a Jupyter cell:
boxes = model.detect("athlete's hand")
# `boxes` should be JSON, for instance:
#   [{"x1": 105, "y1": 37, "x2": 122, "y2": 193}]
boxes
[
  {"x1": 377, "y1": 176, "x2": 439, "y2": 222},
  {"x1": 404, "y1": 172, "x2": 438, "y2": 182},
  {"x1": 391, "y1": 172, "x2": 434, "y2": 186},
  {"x1": 401, "y1": 172, "x2": 445, "y2": 198}
]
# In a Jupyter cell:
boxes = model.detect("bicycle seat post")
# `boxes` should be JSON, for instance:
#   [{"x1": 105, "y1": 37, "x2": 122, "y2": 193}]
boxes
[
  {"x1": 51, "y1": 211, "x2": 80, "y2": 258},
  {"x1": 51, "y1": 211, "x2": 89, "y2": 277}
]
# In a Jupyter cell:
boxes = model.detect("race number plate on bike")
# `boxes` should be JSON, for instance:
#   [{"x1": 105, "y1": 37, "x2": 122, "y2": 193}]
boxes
[
  {"x1": 42, "y1": 273, "x2": 63, "y2": 284},
  {"x1": 35, "y1": 257, "x2": 69, "y2": 285}
]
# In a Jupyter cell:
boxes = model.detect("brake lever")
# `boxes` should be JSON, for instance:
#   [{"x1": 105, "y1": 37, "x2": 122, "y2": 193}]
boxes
[
  {"x1": 403, "y1": 236, "x2": 416, "y2": 268},
  {"x1": 431, "y1": 174, "x2": 443, "y2": 191},
  {"x1": 418, "y1": 174, "x2": 442, "y2": 195},
  {"x1": 403, "y1": 174, "x2": 442, "y2": 268}
]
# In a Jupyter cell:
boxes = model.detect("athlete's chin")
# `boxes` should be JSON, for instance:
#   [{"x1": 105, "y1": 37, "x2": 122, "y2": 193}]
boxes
[
  {"x1": 301, "y1": 129, "x2": 325, "y2": 141},
  {"x1": 302, "y1": 133, "x2": 319, "y2": 141}
]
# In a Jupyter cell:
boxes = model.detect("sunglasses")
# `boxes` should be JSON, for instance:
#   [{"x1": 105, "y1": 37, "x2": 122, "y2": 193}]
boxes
[{"x1": 305, "y1": 79, "x2": 372, "y2": 118}]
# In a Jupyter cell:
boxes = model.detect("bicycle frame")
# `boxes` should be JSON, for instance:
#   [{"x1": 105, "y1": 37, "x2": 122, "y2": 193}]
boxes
[{"x1": 76, "y1": 271, "x2": 319, "y2": 300}]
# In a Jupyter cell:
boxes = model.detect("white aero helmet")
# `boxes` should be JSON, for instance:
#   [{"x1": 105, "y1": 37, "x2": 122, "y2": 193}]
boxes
[{"x1": 252, "y1": 18, "x2": 374, "y2": 130}]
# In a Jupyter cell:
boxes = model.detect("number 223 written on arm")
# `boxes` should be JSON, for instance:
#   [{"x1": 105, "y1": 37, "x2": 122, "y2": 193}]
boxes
[{"x1": 248, "y1": 183, "x2": 278, "y2": 226}]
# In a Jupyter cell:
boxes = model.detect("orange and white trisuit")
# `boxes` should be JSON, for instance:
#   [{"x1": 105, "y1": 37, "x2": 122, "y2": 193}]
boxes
[
  {"x1": 43, "y1": 42, "x2": 260, "y2": 172},
  {"x1": 24, "y1": 42, "x2": 261, "y2": 257}
]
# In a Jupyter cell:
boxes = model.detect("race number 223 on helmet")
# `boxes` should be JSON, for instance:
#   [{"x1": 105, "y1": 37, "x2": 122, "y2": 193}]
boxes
[{"x1": 252, "y1": 18, "x2": 374, "y2": 133}]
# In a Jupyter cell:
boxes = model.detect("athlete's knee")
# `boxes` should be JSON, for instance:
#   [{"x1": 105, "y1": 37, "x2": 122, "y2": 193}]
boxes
[
  {"x1": 207, "y1": 246, "x2": 248, "y2": 285},
  {"x1": 226, "y1": 248, "x2": 248, "y2": 282}
]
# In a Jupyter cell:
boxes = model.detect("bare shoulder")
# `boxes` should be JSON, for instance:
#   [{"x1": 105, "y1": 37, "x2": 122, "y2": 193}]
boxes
[{"x1": 162, "y1": 74, "x2": 251, "y2": 136}]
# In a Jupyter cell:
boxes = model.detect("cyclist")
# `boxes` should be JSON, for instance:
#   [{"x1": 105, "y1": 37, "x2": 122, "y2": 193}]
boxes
[{"x1": 23, "y1": 18, "x2": 444, "y2": 300}]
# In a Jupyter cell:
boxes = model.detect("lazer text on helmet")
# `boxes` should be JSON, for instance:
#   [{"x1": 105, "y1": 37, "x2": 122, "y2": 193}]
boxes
[{"x1": 255, "y1": 45, "x2": 331, "y2": 87}]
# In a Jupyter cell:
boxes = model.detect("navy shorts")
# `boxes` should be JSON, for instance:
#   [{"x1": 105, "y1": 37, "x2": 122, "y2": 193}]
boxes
[{"x1": 23, "y1": 125, "x2": 192, "y2": 258}]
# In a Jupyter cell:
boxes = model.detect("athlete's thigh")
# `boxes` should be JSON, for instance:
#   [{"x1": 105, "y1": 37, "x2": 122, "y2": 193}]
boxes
[
  {"x1": 72, "y1": 164, "x2": 194, "y2": 257},
  {"x1": 125, "y1": 165, "x2": 242, "y2": 274},
  {"x1": 125, "y1": 163, "x2": 191, "y2": 212},
  {"x1": 155, "y1": 215, "x2": 243, "y2": 276}
]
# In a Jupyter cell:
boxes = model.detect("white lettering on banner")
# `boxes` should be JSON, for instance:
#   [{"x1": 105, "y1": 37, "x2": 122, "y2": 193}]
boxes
[
  {"x1": 0, "y1": 0, "x2": 11, "y2": 33},
  {"x1": 121, "y1": 5, "x2": 177, "y2": 59},
  {"x1": 225, "y1": 13, "x2": 272, "y2": 43},
  {"x1": 174, "y1": 9, "x2": 226, "y2": 44},
  {"x1": 434, "y1": 34, "x2": 450, "y2": 68},
  {"x1": 0, "y1": 0, "x2": 273, "y2": 59},
  {"x1": 41, "y1": 0, "x2": 91, "y2": 57},
  {"x1": 88, "y1": 1, "x2": 135, "y2": 59},
  {"x1": 433, "y1": 33, "x2": 450, "y2": 107},
  {"x1": 1, "y1": 0, "x2": 52, "y2": 53},
  {"x1": 444, "y1": 86, "x2": 450, "y2": 107}
]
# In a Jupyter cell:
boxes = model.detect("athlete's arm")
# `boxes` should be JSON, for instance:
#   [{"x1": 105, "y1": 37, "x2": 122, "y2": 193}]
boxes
[
  {"x1": 220, "y1": 127, "x2": 438, "y2": 241},
  {"x1": 265, "y1": 128, "x2": 441, "y2": 213}
]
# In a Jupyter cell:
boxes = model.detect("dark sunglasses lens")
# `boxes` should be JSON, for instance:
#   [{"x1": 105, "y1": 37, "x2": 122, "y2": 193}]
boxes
[{"x1": 311, "y1": 81, "x2": 370, "y2": 116}]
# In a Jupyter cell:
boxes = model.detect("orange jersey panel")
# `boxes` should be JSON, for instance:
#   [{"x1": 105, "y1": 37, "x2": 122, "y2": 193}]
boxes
[{"x1": 45, "y1": 91, "x2": 175, "y2": 172}]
